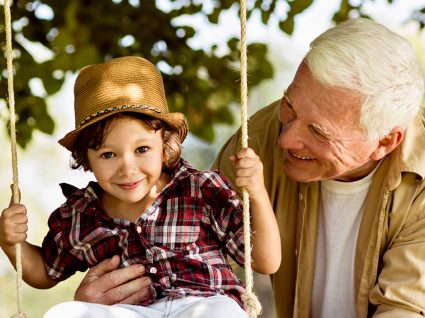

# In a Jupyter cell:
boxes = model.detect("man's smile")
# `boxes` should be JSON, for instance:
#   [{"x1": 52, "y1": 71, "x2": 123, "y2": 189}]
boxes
[{"x1": 289, "y1": 151, "x2": 315, "y2": 160}]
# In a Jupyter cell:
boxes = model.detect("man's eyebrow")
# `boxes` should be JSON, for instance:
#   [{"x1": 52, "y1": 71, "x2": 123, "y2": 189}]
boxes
[
  {"x1": 283, "y1": 90, "x2": 292, "y2": 105},
  {"x1": 310, "y1": 122, "x2": 331, "y2": 137}
]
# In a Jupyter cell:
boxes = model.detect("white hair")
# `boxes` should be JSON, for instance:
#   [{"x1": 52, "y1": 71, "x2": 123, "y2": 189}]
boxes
[{"x1": 305, "y1": 18, "x2": 425, "y2": 140}]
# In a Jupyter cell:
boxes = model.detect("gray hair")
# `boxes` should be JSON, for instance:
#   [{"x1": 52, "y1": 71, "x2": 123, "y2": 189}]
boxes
[{"x1": 305, "y1": 18, "x2": 425, "y2": 140}]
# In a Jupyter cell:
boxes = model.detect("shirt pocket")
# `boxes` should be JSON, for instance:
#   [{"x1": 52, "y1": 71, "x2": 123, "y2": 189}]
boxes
[
  {"x1": 146, "y1": 197, "x2": 205, "y2": 249},
  {"x1": 148, "y1": 223, "x2": 201, "y2": 249}
]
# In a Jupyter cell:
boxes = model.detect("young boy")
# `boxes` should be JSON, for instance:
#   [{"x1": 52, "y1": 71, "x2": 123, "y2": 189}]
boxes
[{"x1": 0, "y1": 56, "x2": 280, "y2": 317}]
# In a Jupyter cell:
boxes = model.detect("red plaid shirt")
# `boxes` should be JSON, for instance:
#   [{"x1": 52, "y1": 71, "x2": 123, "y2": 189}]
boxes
[{"x1": 41, "y1": 159, "x2": 246, "y2": 306}]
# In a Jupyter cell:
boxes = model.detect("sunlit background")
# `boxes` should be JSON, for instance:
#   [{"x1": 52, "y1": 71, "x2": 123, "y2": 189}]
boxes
[{"x1": 1, "y1": 0, "x2": 425, "y2": 317}]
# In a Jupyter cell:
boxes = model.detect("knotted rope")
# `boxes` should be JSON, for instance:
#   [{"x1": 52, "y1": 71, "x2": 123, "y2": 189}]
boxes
[
  {"x1": 239, "y1": 0, "x2": 262, "y2": 317},
  {"x1": 3, "y1": 0, "x2": 26, "y2": 317}
]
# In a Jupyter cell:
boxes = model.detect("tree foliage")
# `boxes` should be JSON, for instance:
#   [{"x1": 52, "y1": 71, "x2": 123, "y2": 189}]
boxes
[{"x1": 0, "y1": 0, "x2": 424, "y2": 147}]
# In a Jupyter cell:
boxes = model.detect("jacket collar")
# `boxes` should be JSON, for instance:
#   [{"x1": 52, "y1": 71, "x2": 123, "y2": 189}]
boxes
[
  {"x1": 386, "y1": 111, "x2": 425, "y2": 189},
  {"x1": 400, "y1": 111, "x2": 425, "y2": 179}
]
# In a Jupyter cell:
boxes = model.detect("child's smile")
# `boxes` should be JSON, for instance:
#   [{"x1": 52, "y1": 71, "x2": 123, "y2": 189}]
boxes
[{"x1": 117, "y1": 180, "x2": 142, "y2": 191}]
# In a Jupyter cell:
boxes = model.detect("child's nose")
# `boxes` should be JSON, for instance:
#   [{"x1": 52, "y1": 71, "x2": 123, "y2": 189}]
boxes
[{"x1": 119, "y1": 155, "x2": 138, "y2": 176}]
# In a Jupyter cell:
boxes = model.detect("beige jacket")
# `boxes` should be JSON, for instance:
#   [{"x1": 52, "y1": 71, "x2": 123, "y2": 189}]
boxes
[{"x1": 213, "y1": 101, "x2": 425, "y2": 318}]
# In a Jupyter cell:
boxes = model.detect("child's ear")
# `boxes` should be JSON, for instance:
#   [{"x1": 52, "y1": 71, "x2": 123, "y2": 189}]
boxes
[{"x1": 370, "y1": 126, "x2": 404, "y2": 161}]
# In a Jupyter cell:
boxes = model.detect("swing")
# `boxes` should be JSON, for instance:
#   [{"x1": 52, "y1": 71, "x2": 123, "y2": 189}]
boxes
[
  {"x1": 3, "y1": 0, "x2": 262, "y2": 316},
  {"x1": 3, "y1": 0, "x2": 25, "y2": 317}
]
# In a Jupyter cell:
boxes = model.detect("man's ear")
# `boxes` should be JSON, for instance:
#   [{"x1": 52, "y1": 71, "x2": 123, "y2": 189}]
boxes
[{"x1": 370, "y1": 126, "x2": 404, "y2": 161}]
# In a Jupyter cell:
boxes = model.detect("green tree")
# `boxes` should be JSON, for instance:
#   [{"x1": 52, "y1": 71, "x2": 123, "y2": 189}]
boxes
[{"x1": 1, "y1": 0, "x2": 424, "y2": 147}]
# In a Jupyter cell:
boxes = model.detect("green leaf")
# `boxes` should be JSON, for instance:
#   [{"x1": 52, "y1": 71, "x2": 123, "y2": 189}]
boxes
[
  {"x1": 1, "y1": 0, "x2": 423, "y2": 147},
  {"x1": 279, "y1": 18, "x2": 295, "y2": 35},
  {"x1": 288, "y1": 0, "x2": 314, "y2": 15}
]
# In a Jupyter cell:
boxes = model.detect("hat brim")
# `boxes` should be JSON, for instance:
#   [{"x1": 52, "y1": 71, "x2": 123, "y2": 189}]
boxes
[{"x1": 58, "y1": 106, "x2": 188, "y2": 151}]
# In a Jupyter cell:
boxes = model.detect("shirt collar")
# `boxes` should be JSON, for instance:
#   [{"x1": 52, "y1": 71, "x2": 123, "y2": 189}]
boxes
[
  {"x1": 399, "y1": 111, "x2": 425, "y2": 180},
  {"x1": 384, "y1": 111, "x2": 425, "y2": 189}
]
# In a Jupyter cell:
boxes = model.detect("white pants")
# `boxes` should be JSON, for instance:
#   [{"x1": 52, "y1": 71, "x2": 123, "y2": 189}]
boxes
[{"x1": 43, "y1": 295, "x2": 248, "y2": 318}]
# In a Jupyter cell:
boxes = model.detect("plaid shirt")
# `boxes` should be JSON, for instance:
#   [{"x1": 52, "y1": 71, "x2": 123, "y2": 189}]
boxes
[{"x1": 42, "y1": 159, "x2": 246, "y2": 306}]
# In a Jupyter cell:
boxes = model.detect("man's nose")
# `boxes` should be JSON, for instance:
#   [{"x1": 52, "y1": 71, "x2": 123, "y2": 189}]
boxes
[{"x1": 278, "y1": 120, "x2": 304, "y2": 150}]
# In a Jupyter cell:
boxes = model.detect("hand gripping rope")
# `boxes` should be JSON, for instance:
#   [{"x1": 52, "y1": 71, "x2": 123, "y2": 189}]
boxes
[
  {"x1": 239, "y1": 1, "x2": 262, "y2": 317},
  {"x1": 3, "y1": 0, "x2": 26, "y2": 316}
]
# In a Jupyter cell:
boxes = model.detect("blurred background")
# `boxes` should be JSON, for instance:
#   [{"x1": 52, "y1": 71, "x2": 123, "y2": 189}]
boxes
[{"x1": 1, "y1": 0, "x2": 425, "y2": 317}]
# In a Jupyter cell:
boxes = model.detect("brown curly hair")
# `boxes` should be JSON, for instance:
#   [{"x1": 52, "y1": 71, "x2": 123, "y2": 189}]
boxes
[{"x1": 70, "y1": 112, "x2": 182, "y2": 171}]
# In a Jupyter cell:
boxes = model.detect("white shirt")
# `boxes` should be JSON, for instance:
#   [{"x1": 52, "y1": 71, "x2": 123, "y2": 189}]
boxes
[{"x1": 311, "y1": 166, "x2": 379, "y2": 318}]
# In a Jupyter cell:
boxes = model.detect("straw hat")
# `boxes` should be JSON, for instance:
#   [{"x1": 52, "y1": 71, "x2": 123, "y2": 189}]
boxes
[{"x1": 58, "y1": 56, "x2": 188, "y2": 151}]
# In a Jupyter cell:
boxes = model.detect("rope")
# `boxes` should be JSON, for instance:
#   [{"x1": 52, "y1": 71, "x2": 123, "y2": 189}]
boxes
[
  {"x1": 3, "y1": 0, "x2": 26, "y2": 317},
  {"x1": 239, "y1": 0, "x2": 262, "y2": 317}
]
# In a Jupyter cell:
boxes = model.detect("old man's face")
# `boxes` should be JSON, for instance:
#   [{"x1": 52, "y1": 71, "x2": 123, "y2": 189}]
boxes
[{"x1": 278, "y1": 62, "x2": 381, "y2": 182}]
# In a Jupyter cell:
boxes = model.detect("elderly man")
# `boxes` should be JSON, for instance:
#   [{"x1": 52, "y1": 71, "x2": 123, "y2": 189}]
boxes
[
  {"x1": 58, "y1": 18, "x2": 425, "y2": 318},
  {"x1": 213, "y1": 17, "x2": 425, "y2": 317}
]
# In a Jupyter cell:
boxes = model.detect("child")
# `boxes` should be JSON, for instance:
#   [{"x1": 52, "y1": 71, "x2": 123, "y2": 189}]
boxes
[{"x1": 0, "y1": 56, "x2": 281, "y2": 318}]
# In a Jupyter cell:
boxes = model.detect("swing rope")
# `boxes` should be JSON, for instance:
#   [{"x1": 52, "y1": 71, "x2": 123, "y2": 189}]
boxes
[
  {"x1": 239, "y1": 1, "x2": 262, "y2": 317},
  {"x1": 3, "y1": 0, "x2": 26, "y2": 317}
]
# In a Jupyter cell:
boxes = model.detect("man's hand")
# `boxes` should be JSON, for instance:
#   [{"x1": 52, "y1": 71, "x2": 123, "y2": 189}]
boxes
[{"x1": 75, "y1": 255, "x2": 153, "y2": 305}]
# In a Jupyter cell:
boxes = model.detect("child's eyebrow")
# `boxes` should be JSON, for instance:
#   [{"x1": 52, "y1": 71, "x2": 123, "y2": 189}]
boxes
[{"x1": 98, "y1": 137, "x2": 156, "y2": 149}]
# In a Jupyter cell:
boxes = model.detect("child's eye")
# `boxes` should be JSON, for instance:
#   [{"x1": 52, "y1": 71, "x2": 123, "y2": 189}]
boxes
[
  {"x1": 136, "y1": 146, "x2": 148, "y2": 153},
  {"x1": 100, "y1": 152, "x2": 115, "y2": 159}
]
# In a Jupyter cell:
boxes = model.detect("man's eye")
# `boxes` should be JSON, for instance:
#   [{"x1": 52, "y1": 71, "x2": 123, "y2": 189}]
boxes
[
  {"x1": 100, "y1": 152, "x2": 114, "y2": 159},
  {"x1": 280, "y1": 101, "x2": 295, "y2": 122},
  {"x1": 285, "y1": 101, "x2": 292, "y2": 109},
  {"x1": 310, "y1": 126, "x2": 327, "y2": 139},
  {"x1": 284, "y1": 100, "x2": 296, "y2": 115},
  {"x1": 136, "y1": 146, "x2": 148, "y2": 153}
]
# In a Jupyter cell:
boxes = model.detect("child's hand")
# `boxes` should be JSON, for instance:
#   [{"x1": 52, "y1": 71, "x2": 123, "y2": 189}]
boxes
[
  {"x1": 230, "y1": 147, "x2": 266, "y2": 197},
  {"x1": 0, "y1": 204, "x2": 28, "y2": 247}
]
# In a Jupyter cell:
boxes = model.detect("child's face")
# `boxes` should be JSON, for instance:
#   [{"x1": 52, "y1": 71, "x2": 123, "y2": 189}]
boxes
[{"x1": 87, "y1": 117, "x2": 166, "y2": 212}]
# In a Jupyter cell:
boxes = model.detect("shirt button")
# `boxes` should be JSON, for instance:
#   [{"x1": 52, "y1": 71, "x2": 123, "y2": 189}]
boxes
[
  {"x1": 149, "y1": 267, "x2": 157, "y2": 274},
  {"x1": 299, "y1": 194, "x2": 303, "y2": 200},
  {"x1": 136, "y1": 226, "x2": 142, "y2": 233}
]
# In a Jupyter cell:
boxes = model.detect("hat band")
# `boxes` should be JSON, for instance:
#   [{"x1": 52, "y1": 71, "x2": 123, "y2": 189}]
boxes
[{"x1": 78, "y1": 104, "x2": 162, "y2": 128}]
